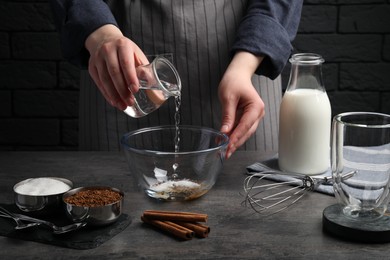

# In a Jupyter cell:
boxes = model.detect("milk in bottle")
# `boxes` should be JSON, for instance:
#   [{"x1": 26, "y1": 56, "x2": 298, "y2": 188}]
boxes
[{"x1": 278, "y1": 53, "x2": 331, "y2": 175}]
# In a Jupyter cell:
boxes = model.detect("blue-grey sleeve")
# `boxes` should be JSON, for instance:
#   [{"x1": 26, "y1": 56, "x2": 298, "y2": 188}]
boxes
[
  {"x1": 50, "y1": 0, "x2": 118, "y2": 68},
  {"x1": 232, "y1": 0, "x2": 303, "y2": 79}
]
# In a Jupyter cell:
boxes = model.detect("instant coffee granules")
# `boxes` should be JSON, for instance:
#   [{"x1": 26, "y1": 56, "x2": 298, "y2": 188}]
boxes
[{"x1": 64, "y1": 188, "x2": 122, "y2": 207}]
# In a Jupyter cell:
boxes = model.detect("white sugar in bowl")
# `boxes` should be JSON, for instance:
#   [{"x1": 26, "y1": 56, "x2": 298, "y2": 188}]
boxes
[{"x1": 13, "y1": 177, "x2": 73, "y2": 214}]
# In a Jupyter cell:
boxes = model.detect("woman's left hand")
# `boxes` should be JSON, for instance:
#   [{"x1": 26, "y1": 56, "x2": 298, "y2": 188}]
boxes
[{"x1": 218, "y1": 52, "x2": 265, "y2": 158}]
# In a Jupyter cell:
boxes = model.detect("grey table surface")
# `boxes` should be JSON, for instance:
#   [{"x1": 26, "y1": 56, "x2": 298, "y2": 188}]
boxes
[{"x1": 0, "y1": 151, "x2": 388, "y2": 259}]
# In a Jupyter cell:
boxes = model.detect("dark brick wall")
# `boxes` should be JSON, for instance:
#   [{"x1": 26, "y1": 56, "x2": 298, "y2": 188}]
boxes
[
  {"x1": 0, "y1": 0, "x2": 389, "y2": 150},
  {"x1": 0, "y1": 0, "x2": 79, "y2": 150}
]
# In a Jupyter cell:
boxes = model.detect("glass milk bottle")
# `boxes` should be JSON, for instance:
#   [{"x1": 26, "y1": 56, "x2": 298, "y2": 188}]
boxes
[{"x1": 278, "y1": 53, "x2": 331, "y2": 175}]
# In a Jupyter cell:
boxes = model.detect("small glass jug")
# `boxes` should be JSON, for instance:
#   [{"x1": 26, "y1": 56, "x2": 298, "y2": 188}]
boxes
[
  {"x1": 278, "y1": 53, "x2": 332, "y2": 175},
  {"x1": 124, "y1": 56, "x2": 181, "y2": 118}
]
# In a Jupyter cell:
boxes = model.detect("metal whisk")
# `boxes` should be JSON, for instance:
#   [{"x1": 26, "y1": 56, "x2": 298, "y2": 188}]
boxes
[
  {"x1": 243, "y1": 170, "x2": 329, "y2": 216},
  {"x1": 243, "y1": 170, "x2": 356, "y2": 216}
]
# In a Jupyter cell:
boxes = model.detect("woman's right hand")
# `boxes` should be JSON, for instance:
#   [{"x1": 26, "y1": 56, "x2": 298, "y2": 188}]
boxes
[{"x1": 85, "y1": 24, "x2": 149, "y2": 110}]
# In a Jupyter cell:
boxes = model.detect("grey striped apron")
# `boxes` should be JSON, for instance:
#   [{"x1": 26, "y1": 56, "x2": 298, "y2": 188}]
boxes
[{"x1": 79, "y1": 0, "x2": 281, "y2": 152}]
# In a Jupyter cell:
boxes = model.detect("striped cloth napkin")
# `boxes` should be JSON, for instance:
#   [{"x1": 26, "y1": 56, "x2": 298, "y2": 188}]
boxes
[
  {"x1": 246, "y1": 157, "x2": 334, "y2": 196},
  {"x1": 246, "y1": 144, "x2": 390, "y2": 197}
]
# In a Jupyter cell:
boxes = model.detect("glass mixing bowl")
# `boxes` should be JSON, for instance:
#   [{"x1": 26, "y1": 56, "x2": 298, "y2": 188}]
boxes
[{"x1": 121, "y1": 125, "x2": 229, "y2": 201}]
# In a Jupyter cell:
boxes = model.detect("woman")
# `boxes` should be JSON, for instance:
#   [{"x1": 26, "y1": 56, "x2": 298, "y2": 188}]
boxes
[{"x1": 50, "y1": 0, "x2": 303, "y2": 158}]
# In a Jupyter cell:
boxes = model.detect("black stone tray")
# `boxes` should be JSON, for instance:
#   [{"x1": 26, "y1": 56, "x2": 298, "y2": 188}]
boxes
[
  {"x1": 0, "y1": 204, "x2": 132, "y2": 250},
  {"x1": 323, "y1": 204, "x2": 390, "y2": 243}
]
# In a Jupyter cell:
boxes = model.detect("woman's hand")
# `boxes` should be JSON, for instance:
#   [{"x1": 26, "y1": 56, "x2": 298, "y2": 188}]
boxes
[
  {"x1": 219, "y1": 51, "x2": 265, "y2": 158},
  {"x1": 85, "y1": 24, "x2": 149, "y2": 110}
]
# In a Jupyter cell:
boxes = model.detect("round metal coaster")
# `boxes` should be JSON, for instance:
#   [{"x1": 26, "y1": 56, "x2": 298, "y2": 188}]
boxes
[{"x1": 323, "y1": 204, "x2": 390, "y2": 243}]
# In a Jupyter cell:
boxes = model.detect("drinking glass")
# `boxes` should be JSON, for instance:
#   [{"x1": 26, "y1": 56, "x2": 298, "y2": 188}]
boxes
[
  {"x1": 123, "y1": 56, "x2": 181, "y2": 118},
  {"x1": 331, "y1": 112, "x2": 390, "y2": 221}
]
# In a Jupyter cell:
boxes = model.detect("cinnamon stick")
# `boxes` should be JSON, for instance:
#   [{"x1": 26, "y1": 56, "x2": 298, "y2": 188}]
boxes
[
  {"x1": 143, "y1": 210, "x2": 208, "y2": 222},
  {"x1": 141, "y1": 216, "x2": 194, "y2": 240},
  {"x1": 175, "y1": 222, "x2": 210, "y2": 238}
]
